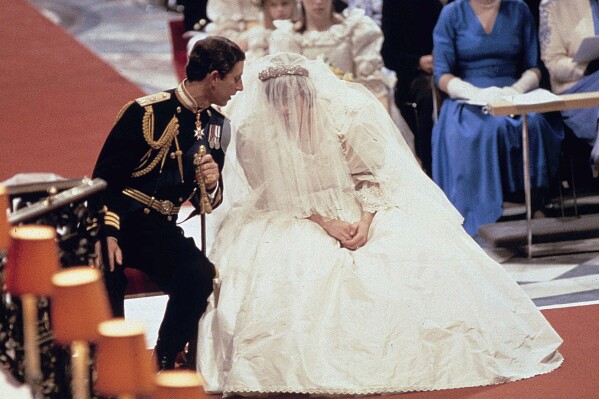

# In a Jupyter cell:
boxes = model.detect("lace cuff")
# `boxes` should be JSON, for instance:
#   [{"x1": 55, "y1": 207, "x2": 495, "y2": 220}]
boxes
[{"x1": 355, "y1": 181, "x2": 392, "y2": 213}]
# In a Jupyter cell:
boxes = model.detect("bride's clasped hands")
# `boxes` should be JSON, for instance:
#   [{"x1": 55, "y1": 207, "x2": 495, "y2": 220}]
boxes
[{"x1": 309, "y1": 211, "x2": 374, "y2": 250}]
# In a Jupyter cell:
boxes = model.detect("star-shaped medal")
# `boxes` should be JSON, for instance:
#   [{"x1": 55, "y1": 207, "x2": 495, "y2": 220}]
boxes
[{"x1": 193, "y1": 111, "x2": 204, "y2": 139}]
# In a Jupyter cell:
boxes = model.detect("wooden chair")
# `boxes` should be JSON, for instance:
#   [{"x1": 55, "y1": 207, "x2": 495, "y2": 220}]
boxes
[{"x1": 552, "y1": 125, "x2": 599, "y2": 217}]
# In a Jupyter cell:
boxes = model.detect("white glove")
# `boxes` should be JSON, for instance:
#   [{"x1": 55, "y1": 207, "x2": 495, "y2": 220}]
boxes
[
  {"x1": 511, "y1": 69, "x2": 540, "y2": 93},
  {"x1": 471, "y1": 86, "x2": 504, "y2": 104},
  {"x1": 446, "y1": 77, "x2": 479, "y2": 100},
  {"x1": 500, "y1": 86, "x2": 520, "y2": 97}
]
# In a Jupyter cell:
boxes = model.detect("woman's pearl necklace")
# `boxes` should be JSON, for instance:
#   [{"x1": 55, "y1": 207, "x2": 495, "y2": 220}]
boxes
[{"x1": 470, "y1": 0, "x2": 500, "y2": 9}]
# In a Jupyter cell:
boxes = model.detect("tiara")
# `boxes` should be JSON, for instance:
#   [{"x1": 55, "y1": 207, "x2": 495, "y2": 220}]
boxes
[{"x1": 258, "y1": 65, "x2": 309, "y2": 81}]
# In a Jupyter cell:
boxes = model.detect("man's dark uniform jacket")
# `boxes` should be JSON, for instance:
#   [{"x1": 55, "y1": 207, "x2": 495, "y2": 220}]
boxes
[{"x1": 92, "y1": 89, "x2": 227, "y2": 357}]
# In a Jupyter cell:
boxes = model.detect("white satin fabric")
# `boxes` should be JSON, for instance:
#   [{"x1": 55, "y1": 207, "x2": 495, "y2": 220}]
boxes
[{"x1": 196, "y1": 53, "x2": 563, "y2": 396}]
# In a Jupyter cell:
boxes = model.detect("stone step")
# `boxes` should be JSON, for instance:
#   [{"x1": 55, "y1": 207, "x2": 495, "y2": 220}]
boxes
[{"x1": 478, "y1": 213, "x2": 599, "y2": 248}]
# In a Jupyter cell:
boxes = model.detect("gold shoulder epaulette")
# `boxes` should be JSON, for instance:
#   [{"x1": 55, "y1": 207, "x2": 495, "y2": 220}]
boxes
[
  {"x1": 115, "y1": 100, "x2": 135, "y2": 122},
  {"x1": 135, "y1": 92, "x2": 171, "y2": 106}
]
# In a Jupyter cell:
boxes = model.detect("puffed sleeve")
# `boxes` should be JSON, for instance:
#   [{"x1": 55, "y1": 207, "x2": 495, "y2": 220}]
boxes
[
  {"x1": 346, "y1": 11, "x2": 388, "y2": 97},
  {"x1": 347, "y1": 10, "x2": 383, "y2": 77},
  {"x1": 539, "y1": 0, "x2": 586, "y2": 87}
]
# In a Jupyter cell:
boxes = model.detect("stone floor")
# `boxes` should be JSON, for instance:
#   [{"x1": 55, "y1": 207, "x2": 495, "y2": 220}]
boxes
[{"x1": 26, "y1": 0, "x2": 599, "y2": 347}]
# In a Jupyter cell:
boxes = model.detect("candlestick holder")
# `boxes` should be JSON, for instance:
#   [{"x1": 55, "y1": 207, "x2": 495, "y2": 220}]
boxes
[
  {"x1": 51, "y1": 267, "x2": 112, "y2": 399},
  {"x1": 5, "y1": 225, "x2": 60, "y2": 395}
]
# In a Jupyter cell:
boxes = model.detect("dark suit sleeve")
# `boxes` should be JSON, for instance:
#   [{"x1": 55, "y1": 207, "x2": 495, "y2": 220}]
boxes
[{"x1": 92, "y1": 102, "x2": 149, "y2": 240}]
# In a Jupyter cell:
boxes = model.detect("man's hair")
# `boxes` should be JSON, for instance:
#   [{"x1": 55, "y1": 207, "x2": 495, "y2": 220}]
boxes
[{"x1": 186, "y1": 36, "x2": 246, "y2": 81}]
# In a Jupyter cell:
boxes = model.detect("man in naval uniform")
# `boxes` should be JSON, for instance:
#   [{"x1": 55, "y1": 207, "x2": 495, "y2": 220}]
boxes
[{"x1": 92, "y1": 36, "x2": 245, "y2": 370}]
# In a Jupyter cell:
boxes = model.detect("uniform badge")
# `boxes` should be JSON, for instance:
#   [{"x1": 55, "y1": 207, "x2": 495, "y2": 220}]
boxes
[
  {"x1": 194, "y1": 126, "x2": 205, "y2": 140},
  {"x1": 208, "y1": 124, "x2": 221, "y2": 149},
  {"x1": 194, "y1": 112, "x2": 204, "y2": 139}
]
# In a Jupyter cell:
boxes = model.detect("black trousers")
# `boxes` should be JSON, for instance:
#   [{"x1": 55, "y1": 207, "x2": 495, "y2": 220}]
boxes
[
  {"x1": 396, "y1": 73, "x2": 435, "y2": 176},
  {"x1": 116, "y1": 210, "x2": 215, "y2": 354}
]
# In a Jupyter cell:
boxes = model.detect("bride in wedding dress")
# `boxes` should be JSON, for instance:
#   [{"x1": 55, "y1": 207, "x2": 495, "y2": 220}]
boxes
[{"x1": 196, "y1": 52, "x2": 563, "y2": 396}]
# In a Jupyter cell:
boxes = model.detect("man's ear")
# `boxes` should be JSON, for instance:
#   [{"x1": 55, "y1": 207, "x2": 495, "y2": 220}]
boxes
[{"x1": 209, "y1": 70, "x2": 220, "y2": 82}]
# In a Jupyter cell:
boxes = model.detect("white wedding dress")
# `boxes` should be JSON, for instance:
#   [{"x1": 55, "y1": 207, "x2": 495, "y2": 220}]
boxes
[{"x1": 196, "y1": 53, "x2": 563, "y2": 396}]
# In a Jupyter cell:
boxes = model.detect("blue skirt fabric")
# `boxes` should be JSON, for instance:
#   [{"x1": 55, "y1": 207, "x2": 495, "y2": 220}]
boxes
[
  {"x1": 562, "y1": 70, "x2": 599, "y2": 144},
  {"x1": 432, "y1": 100, "x2": 563, "y2": 235}
]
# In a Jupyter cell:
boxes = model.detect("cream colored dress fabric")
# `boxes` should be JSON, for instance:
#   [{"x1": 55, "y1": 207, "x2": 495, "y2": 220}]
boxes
[
  {"x1": 270, "y1": 9, "x2": 390, "y2": 99},
  {"x1": 540, "y1": 0, "x2": 595, "y2": 94},
  {"x1": 204, "y1": 0, "x2": 262, "y2": 49},
  {"x1": 246, "y1": 26, "x2": 272, "y2": 62},
  {"x1": 196, "y1": 53, "x2": 563, "y2": 397}
]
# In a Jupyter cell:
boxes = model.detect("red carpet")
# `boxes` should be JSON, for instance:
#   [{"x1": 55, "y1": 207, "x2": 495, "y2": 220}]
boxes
[{"x1": 0, "y1": 0, "x2": 144, "y2": 181}]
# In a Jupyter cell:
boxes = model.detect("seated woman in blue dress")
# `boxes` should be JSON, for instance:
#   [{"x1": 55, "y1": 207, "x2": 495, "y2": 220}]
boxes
[
  {"x1": 540, "y1": 0, "x2": 599, "y2": 165},
  {"x1": 432, "y1": 0, "x2": 564, "y2": 235}
]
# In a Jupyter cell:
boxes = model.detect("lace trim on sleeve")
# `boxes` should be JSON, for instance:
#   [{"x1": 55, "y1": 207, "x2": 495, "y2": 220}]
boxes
[{"x1": 355, "y1": 181, "x2": 392, "y2": 213}]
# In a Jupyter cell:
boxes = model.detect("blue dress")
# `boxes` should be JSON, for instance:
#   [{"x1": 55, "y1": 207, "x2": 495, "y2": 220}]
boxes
[{"x1": 432, "y1": 0, "x2": 564, "y2": 235}]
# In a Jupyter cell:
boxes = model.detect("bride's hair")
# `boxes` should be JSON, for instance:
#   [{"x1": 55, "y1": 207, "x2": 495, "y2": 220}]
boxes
[
  {"x1": 261, "y1": 72, "x2": 315, "y2": 110},
  {"x1": 258, "y1": 55, "x2": 316, "y2": 110}
]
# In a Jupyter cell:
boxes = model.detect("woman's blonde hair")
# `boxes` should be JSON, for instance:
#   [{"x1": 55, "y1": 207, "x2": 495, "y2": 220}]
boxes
[{"x1": 259, "y1": 0, "x2": 301, "y2": 30}]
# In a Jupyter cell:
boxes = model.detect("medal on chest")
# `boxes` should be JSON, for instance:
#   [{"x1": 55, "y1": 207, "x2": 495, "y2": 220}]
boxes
[
  {"x1": 208, "y1": 123, "x2": 221, "y2": 149},
  {"x1": 194, "y1": 109, "x2": 213, "y2": 140}
]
